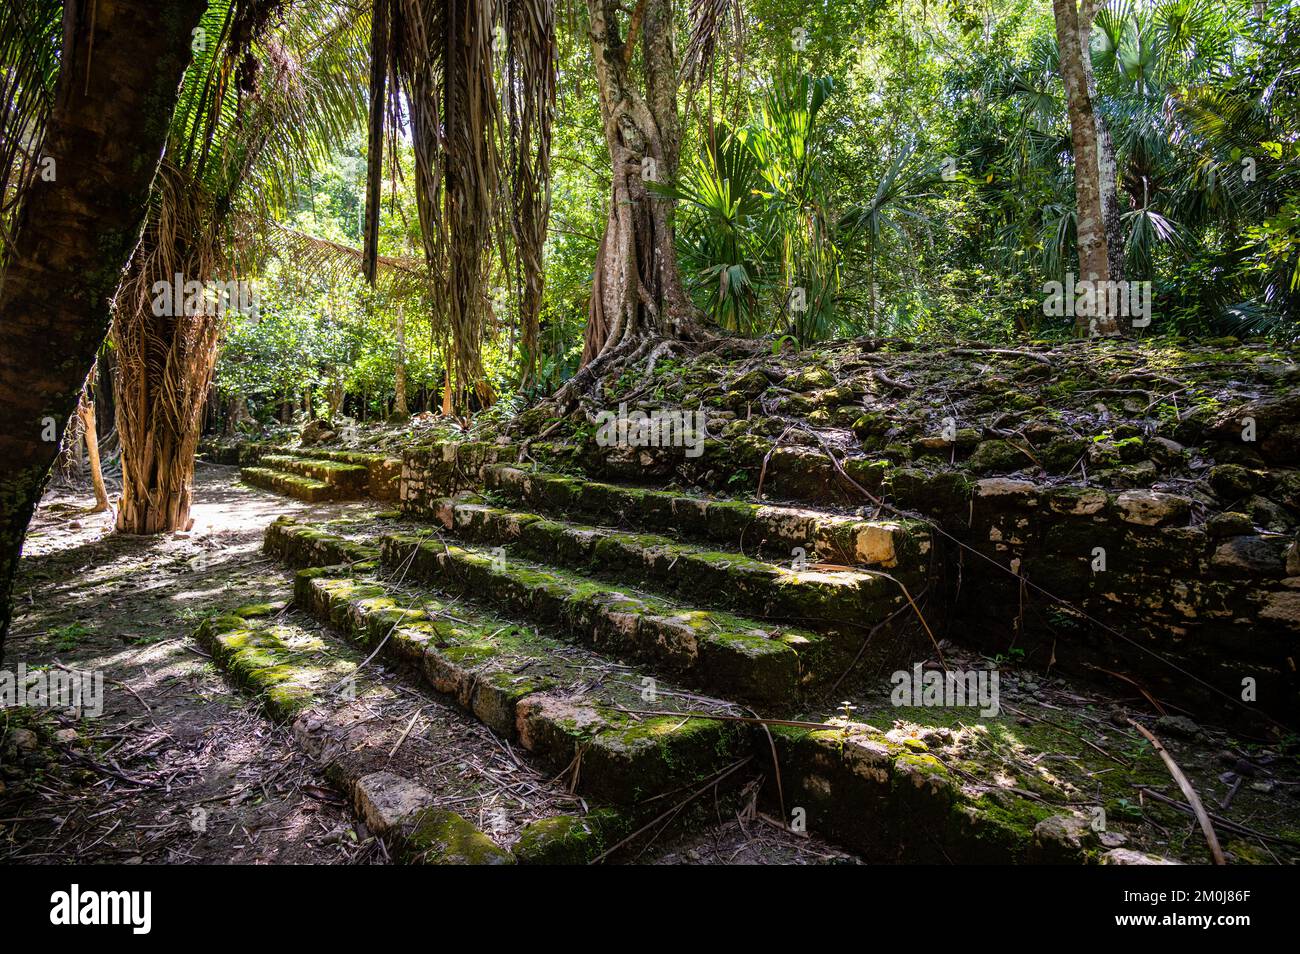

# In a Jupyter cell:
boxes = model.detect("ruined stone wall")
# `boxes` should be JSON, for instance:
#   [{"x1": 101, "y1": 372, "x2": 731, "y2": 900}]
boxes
[
  {"x1": 399, "y1": 442, "x2": 514, "y2": 516},
  {"x1": 891, "y1": 472, "x2": 1297, "y2": 728}
]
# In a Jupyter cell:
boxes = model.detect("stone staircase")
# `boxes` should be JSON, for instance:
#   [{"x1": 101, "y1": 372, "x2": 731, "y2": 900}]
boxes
[
  {"x1": 194, "y1": 602, "x2": 596, "y2": 863},
  {"x1": 229, "y1": 446, "x2": 401, "y2": 502},
  {"x1": 185, "y1": 437, "x2": 1191, "y2": 865}
]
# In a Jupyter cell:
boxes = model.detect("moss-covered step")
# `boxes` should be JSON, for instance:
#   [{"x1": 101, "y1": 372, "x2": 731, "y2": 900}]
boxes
[
  {"x1": 196, "y1": 439, "x2": 242, "y2": 465},
  {"x1": 480, "y1": 463, "x2": 932, "y2": 571},
  {"x1": 293, "y1": 567, "x2": 747, "y2": 806},
  {"x1": 261, "y1": 454, "x2": 369, "y2": 495},
  {"x1": 399, "y1": 807, "x2": 514, "y2": 864},
  {"x1": 264, "y1": 515, "x2": 381, "y2": 568},
  {"x1": 763, "y1": 684, "x2": 1197, "y2": 865},
  {"x1": 764, "y1": 720, "x2": 1064, "y2": 863},
  {"x1": 288, "y1": 448, "x2": 403, "y2": 501},
  {"x1": 425, "y1": 498, "x2": 914, "y2": 632},
  {"x1": 240, "y1": 465, "x2": 337, "y2": 502},
  {"x1": 511, "y1": 810, "x2": 629, "y2": 864},
  {"x1": 193, "y1": 603, "x2": 570, "y2": 863},
  {"x1": 293, "y1": 447, "x2": 394, "y2": 465},
  {"x1": 198, "y1": 438, "x2": 279, "y2": 467},
  {"x1": 231, "y1": 444, "x2": 401, "y2": 500},
  {"x1": 194, "y1": 602, "x2": 349, "y2": 721},
  {"x1": 377, "y1": 531, "x2": 816, "y2": 706}
]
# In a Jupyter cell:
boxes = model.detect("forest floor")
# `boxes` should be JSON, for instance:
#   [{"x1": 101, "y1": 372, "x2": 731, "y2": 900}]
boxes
[
  {"x1": 0, "y1": 464, "x2": 848, "y2": 864},
  {"x1": 5, "y1": 337, "x2": 1300, "y2": 864}
]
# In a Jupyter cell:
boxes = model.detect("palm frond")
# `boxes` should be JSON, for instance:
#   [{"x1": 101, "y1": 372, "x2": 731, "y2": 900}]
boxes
[
  {"x1": 0, "y1": 0, "x2": 61, "y2": 258},
  {"x1": 265, "y1": 223, "x2": 430, "y2": 297}
]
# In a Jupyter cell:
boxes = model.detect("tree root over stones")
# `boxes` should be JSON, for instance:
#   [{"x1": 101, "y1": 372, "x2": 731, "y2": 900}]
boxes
[{"x1": 512, "y1": 332, "x2": 767, "y2": 463}]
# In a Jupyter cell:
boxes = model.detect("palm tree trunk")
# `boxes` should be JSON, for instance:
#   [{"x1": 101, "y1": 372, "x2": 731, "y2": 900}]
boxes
[
  {"x1": 363, "y1": 0, "x2": 390, "y2": 286},
  {"x1": 0, "y1": 0, "x2": 206, "y2": 655},
  {"x1": 112, "y1": 219, "x2": 223, "y2": 536}
]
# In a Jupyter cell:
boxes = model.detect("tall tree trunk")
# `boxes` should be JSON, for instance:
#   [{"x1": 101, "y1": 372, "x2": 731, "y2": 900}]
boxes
[
  {"x1": 581, "y1": 0, "x2": 705, "y2": 367},
  {"x1": 1052, "y1": 0, "x2": 1117, "y2": 334},
  {"x1": 394, "y1": 303, "x2": 409, "y2": 418},
  {"x1": 362, "y1": 0, "x2": 389, "y2": 286},
  {"x1": 1082, "y1": 40, "x2": 1125, "y2": 284},
  {"x1": 78, "y1": 395, "x2": 109, "y2": 514},
  {"x1": 0, "y1": 0, "x2": 206, "y2": 655}
]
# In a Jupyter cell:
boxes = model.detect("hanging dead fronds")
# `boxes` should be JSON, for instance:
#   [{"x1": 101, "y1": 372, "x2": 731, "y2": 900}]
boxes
[
  {"x1": 377, "y1": 0, "x2": 556, "y2": 410},
  {"x1": 112, "y1": 0, "x2": 370, "y2": 533},
  {"x1": 501, "y1": 0, "x2": 558, "y2": 387},
  {"x1": 681, "y1": 0, "x2": 743, "y2": 90},
  {"x1": 112, "y1": 166, "x2": 227, "y2": 533}
]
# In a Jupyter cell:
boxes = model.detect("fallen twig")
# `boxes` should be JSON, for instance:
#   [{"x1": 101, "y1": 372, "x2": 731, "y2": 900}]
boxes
[
  {"x1": 1129, "y1": 719, "x2": 1225, "y2": 864},
  {"x1": 388, "y1": 707, "x2": 424, "y2": 759}
]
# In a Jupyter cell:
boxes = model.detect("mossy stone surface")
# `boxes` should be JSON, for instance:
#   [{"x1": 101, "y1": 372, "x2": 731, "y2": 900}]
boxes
[
  {"x1": 513, "y1": 811, "x2": 625, "y2": 865},
  {"x1": 404, "y1": 809, "x2": 515, "y2": 865}
]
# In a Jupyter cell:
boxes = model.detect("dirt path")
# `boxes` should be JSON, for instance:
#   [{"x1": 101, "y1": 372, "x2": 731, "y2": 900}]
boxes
[{"x1": 0, "y1": 464, "x2": 379, "y2": 863}]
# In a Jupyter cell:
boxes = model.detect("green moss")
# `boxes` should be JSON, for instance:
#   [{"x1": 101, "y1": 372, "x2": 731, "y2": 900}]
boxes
[
  {"x1": 967, "y1": 439, "x2": 1030, "y2": 473},
  {"x1": 231, "y1": 602, "x2": 282, "y2": 619},
  {"x1": 788, "y1": 366, "x2": 836, "y2": 390},
  {"x1": 404, "y1": 809, "x2": 515, "y2": 865},
  {"x1": 888, "y1": 468, "x2": 972, "y2": 512},
  {"x1": 193, "y1": 609, "x2": 345, "y2": 724}
]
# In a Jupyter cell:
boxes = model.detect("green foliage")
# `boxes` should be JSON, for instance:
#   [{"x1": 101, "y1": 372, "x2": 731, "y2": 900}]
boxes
[
  {"x1": 672, "y1": 67, "x2": 855, "y2": 341},
  {"x1": 201, "y1": 0, "x2": 1300, "y2": 425}
]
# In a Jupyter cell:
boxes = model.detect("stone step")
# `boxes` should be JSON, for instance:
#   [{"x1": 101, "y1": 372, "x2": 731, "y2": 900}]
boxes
[
  {"x1": 193, "y1": 602, "x2": 627, "y2": 863},
  {"x1": 291, "y1": 567, "x2": 748, "y2": 808},
  {"x1": 264, "y1": 515, "x2": 382, "y2": 567},
  {"x1": 261, "y1": 454, "x2": 369, "y2": 493},
  {"x1": 240, "y1": 465, "x2": 336, "y2": 502},
  {"x1": 479, "y1": 462, "x2": 932, "y2": 572},
  {"x1": 291, "y1": 448, "x2": 402, "y2": 501},
  {"x1": 270, "y1": 516, "x2": 921, "y2": 705},
  {"x1": 379, "y1": 530, "x2": 819, "y2": 706},
  {"x1": 194, "y1": 602, "x2": 351, "y2": 720},
  {"x1": 254, "y1": 519, "x2": 1157, "y2": 865},
  {"x1": 233, "y1": 443, "x2": 401, "y2": 500},
  {"x1": 765, "y1": 715, "x2": 1044, "y2": 863},
  {"x1": 769, "y1": 687, "x2": 1190, "y2": 865},
  {"x1": 426, "y1": 497, "x2": 909, "y2": 630},
  {"x1": 288, "y1": 566, "x2": 1107, "y2": 863},
  {"x1": 295, "y1": 447, "x2": 395, "y2": 466}
]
